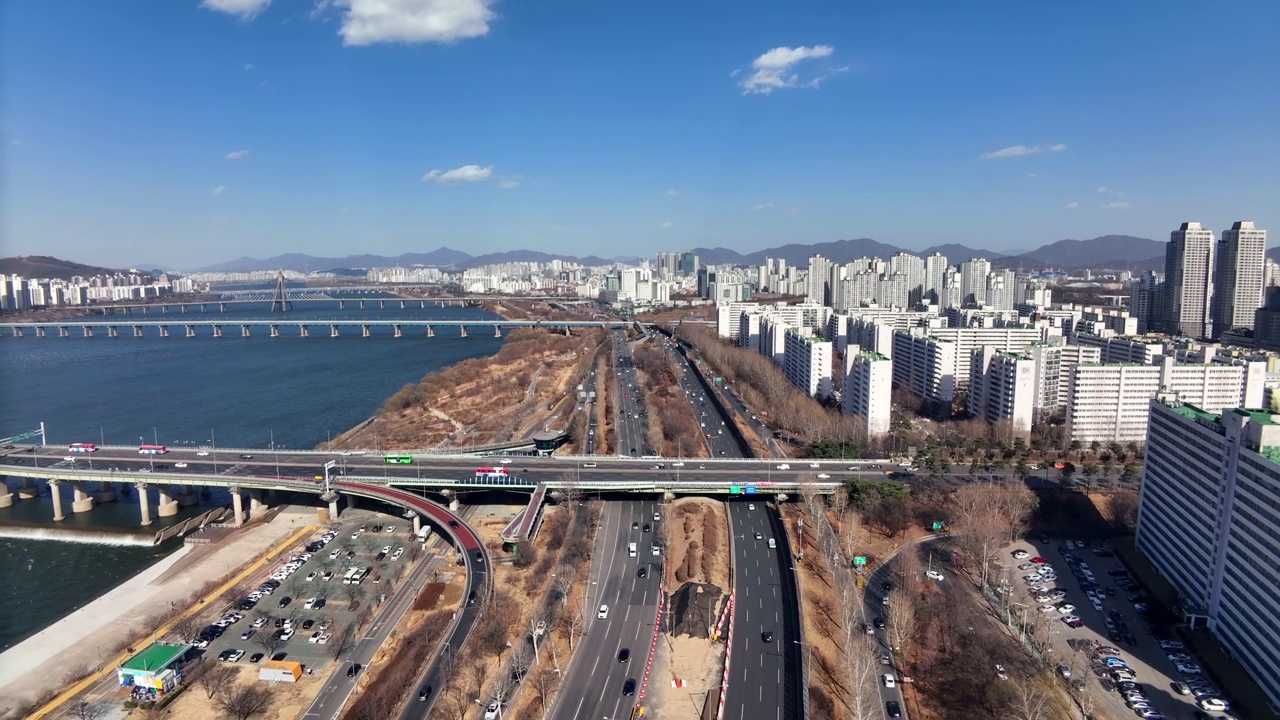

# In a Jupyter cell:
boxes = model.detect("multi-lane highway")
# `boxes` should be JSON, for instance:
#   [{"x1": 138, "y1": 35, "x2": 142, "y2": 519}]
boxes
[
  {"x1": 552, "y1": 500, "x2": 662, "y2": 720},
  {"x1": 612, "y1": 332, "x2": 649, "y2": 457},
  {"x1": 664, "y1": 339, "x2": 743, "y2": 459},
  {"x1": 722, "y1": 501, "x2": 800, "y2": 720}
]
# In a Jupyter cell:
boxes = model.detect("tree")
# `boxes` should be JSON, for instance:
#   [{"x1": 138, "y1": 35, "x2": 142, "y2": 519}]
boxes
[
  {"x1": 886, "y1": 590, "x2": 917, "y2": 658},
  {"x1": 171, "y1": 615, "x2": 204, "y2": 644},
  {"x1": 253, "y1": 630, "x2": 287, "y2": 656},
  {"x1": 215, "y1": 681, "x2": 274, "y2": 720},
  {"x1": 329, "y1": 622, "x2": 356, "y2": 660},
  {"x1": 467, "y1": 658, "x2": 490, "y2": 703},
  {"x1": 67, "y1": 702, "x2": 107, "y2": 720},
  {"x1": 867, "y1": 496, "x2": 911, "y2": 538},
  {"x1": 1106, "y1": 492, "x2": 1141, "y2": 532},
  {"x1": 194, "y1": 661, "x2": 238, "y2": 700},
  {"x1": 1001, "y1": 675, "x2": 1054, "y2": 720},
  {"x1": 562, "y1": 604, "x2": 586, "y2": 650}
]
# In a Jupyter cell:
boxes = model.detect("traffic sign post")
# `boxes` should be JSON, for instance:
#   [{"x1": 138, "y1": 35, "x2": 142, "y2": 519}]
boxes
[
  {"x1": 729, "y1": 486, "x2": 741, "y2": 494},
  {"x1": 853, "y1": 556, "x2": 867, "y2": 566},
  {"x1": 744, "y1": 486, "x2": 757, "y2": 494}
]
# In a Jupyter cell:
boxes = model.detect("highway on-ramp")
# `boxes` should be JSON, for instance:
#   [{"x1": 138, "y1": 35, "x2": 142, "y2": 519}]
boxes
[{"x1": 551, "y1": 499, "x2": 662, "y2": 720}]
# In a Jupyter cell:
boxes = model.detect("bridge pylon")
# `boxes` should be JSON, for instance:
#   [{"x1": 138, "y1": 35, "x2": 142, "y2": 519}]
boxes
[{"x1": 270, "y1": 271, "x2": 292, "y2": 312}]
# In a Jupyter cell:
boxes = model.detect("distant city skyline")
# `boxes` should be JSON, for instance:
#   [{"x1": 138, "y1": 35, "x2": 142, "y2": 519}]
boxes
[{"x1": 1, "y1": 1, "x2": 1277, "y2": 267}]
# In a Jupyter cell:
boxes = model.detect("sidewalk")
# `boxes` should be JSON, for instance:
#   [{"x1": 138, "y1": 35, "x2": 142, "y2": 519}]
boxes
[{"x1": 0, "y1": 509, "x2": 315, "y2": 711}]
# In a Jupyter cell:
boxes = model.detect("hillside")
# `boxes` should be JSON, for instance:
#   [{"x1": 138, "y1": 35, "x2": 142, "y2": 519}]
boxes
[{"x1": 0, "y1": 255, "x2": 126, "y2": 280}]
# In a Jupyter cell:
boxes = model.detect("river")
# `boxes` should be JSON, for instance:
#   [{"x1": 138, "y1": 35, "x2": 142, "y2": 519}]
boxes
[{"x1": 0, "y1": 296, "x2": 504, "y2": 650}]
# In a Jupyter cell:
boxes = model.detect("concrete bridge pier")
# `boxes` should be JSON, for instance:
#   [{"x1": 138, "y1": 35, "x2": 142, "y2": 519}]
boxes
[
  {"x1": 10, "y1": 327, "x2": 22, "y2": 337},
  {"x1": 219, "y1": 302, "x2": 226, "y2": 312},
  {"x1": 82, "y1": 326, "x2": 93, "y2": 337},
  {"x1": 59, "y1": 326, "x2": 70, "y2": 338},
  {"x1": 230, "y1": 487, "x2": 244, "y2": 527},
  {"x1": 211, "y1": 326, "x2": 221, "y2": 338},
  {"x1": 338, "y1": 300, "x2": 345, "y2": 310},
  {"x1": 180, "y1": 304, "x2": 187, "y2": 313},
  {"x1": 426, "y1": 325, "x2": 435, "y2": 338},
  {"x1": 663, "y1": 491, "x2": 676, "y2": 502},
  {"x1": 142, "y1": 306, "x2": 149, "y2": 315},
  {"x1": 107, "y1": 326, "x2": 118, "y2": 338},
  {"x1": 241, "y1": 325, "x2": 251, "y2": 337},
  {"x1": 72, "y1": 483, "x2": 95, "y2": 513},
  {"x1": 494, "y1": 325, "x2": 501, "y2": 337},
  {"x1": 393, "y1": 324, "x2": 402, "y2": 338},
  {"x1": 35, "y1": 326, "x2": 46, "y2": 338},
  {"x1": 330, "y1": 325, "x2": 339, "y2": 338},
  {"x1": 137, "y1": 483, "x2": 152, "y2": 526},
  {"x1": 358, "y1": 300, "x2": 365, "y2": 310},
  {"x1": 176, "y1": 486, "x2": 200, "y2": 507},
  {"x1": 361, "y1": 325, "x2": 371, "y2": 338},
  {"x1": 0, "y1": 482, "x2": 13, "y2": 508},
  {"x1": 448, "y1": 498, "x2": 460, "y2": 512},
  {"x1": 411, "y1": 513, "x2": 421, "y2": 535},
  {"x1": 346, "y1": 494, "x2": 357, "y2": 511},
  {"x1": 300, "y1": 325, "x2": 310, "y2": 337},
  {"x1": 379, "y1": 300, "x2": 385, "y2": 309},
  {"x1": 248, "y1": 489, "x2": 266, "y2": 519},
  {"x1": 270, "y1": 325, "x2": 280, "y2": 338},
  {"x1": 200, "y1": 304, "x2": 207, "y2": 313},
  {"x1": 155, "y1": 486, "x2": 179, "y2": 517},
  {"x1": 16, "y1": 477, "x2": 40, "y2": 500},
  {"x1": 49, "y1": 480, "x2": 64, "y2": 521},
  {"x1": 459, "y1": 325, "x2": 468, "y2": 338},
  {"x1": 400, "y1": 300, "x2": 406, "y2": 309},
  {"x1": 419, "y1": 300, "x2": 425, "y2": 309},
  {"x1": 133, "y1": 326, "x2": 144, "y2": 337},
  {"x1": 328, "y1": 497, "x2": 340, "y2": 519},
  {"x1": 93, "y1": 481, "x2": 117, "y2": 503}
]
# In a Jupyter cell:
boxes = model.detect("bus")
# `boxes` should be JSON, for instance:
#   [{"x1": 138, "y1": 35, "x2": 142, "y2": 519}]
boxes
[
  {"x1": 138, "y1": 445, "x2": 167, "y2": 455},
  {"x1": 473, "y1": 467, "x2": 512, "y2": 485},
  {"x1": 350, "y1": 567, "x2": 370, "y2": 585},
  {"x1": 342, "y1": 567, "x2": 360, "y2": 584},
  {"x1": 67, "y1": 443, "x2": 98, "y2": 453},
  {"x1": 384, "y1": 454, "x2": 413, "y2": 464}
]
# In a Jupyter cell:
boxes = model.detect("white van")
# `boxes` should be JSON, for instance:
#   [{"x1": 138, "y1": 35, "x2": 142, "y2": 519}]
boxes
[{"x1": 628, "y1": 542, "x2": 637, "y2": 557}]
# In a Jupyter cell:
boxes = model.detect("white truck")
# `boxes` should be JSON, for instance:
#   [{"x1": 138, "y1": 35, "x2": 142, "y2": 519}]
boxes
[{"x1": 417, "y1": 526, "x2": 431, "y2": 543}]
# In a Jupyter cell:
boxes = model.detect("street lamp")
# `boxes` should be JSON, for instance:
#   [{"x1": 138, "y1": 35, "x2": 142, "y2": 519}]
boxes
[
  {"x1": 210, "y1": 429, "x2": 219, "y2": 475},
  {"x1": 270, "y1": 428, "x2": 280, "y2": 477}
]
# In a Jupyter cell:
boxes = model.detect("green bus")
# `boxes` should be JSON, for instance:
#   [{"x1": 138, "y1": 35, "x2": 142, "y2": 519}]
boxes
[{"x1": 383, "y1": 454, "x2": 413, "y2": 464}]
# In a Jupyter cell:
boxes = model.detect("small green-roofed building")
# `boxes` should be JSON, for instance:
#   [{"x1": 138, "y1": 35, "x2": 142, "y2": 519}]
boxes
[{"x1": 117, "y1": 641, "x2": 192, "y2": 692}]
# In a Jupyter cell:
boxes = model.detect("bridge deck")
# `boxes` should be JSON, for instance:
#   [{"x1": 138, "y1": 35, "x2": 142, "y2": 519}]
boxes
[{"x1": 500, "y1": 482, "x2": 549, "y2": 543}]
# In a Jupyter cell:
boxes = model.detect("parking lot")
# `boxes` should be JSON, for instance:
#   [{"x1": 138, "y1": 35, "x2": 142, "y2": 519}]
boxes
[
  {"x1": 1002, "y1": 537, "x2": 1238, "y2": 720},
  {"x1": 188, "y1": 515, "x2": 425, "y2": 672}
]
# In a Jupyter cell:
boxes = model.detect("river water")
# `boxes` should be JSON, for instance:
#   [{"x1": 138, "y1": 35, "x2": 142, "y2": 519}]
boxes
[{"x1": 0, "y1": 296, "x2": 503, "y2": 650}]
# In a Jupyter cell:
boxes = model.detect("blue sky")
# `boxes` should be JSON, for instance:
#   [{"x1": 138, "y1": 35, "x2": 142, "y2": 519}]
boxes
[{"x1": 2, "y1": 0, "x2": 1277, "y2": 268}]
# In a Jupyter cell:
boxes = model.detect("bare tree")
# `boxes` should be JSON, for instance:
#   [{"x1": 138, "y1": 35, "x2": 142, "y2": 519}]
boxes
[
  {"x1": 531, "y1": 666, "x2": 559, "y2": 720},
  {"x1": 194, "y1": 661, "x2": 238, "y2": 700},
  {"x1": 253, "y1": 631, "x2": 287, "y2": 656},
  {"x1": 562, "y1": 604, "x2": 585, "y2": 650},
  {"x1": 328, "y1": 622, "x2": 356, "y2": 660},
  {"x1": 215, "y1": 681, "x2": 275, "y2": 720},
  {"x1": 552, "y1": 565, "x2": 577, "y2": 606},
  {"x1": 67, "y1": 701, "x2": 108, "y2": 720},
  {"x1": 1002, "y1": 675, "x2": 1054, "y2": 720},
  {"x1": 170, "y1": 615, "x2": 204, "y2": 644},
  {"x1": 468, "y1": 658, "x2": 490, "y2": 703},
  {"x1": 508, "y1": 642, "x2": 533, "y2": 684},
  {"x1": 842, "y1": 631, "x2": 884, "y2": 720},
  {"x1": 886, "y1": 591, "x2": 917, "y2": 659}
]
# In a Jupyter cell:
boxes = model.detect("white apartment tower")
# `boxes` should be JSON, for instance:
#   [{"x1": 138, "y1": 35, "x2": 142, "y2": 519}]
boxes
[
  {"x1": 783, "y1": 328, "x2": 833, "y2": 398},
  {"x1": 968, "y1": 348, "x2": 1036, "y2": 437},
  {"x1": 1136, "y1": 399, "x2": 1280, "y2": 707},
  {"x1": 924, "y1": 253, "x2": 949, "y2": 304},
  {"x1": 1212, "y1": 221, "x2": 1267, "y2": 337},
  {"x1": 843, "y1": 349, "x2": 893, "y2": 438},
  {"x1": 1163, "y1": 221, "x2": 1216, "y2": 339},
  {"x1": 959, "y1": 258, "x2": 991, "y2": 306}
]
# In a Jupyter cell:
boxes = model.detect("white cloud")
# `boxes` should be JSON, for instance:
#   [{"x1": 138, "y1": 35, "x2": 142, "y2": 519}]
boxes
[
  {"x1": 787, "y1": 207, "x2": 800, "y2": 216},
  {"x1": 753, "y1": 202, "x2": 774, "y2": 210},
  {"x1": 1026, "y1": 173, "x2": 1040, "y2": 179},
  {"x1": 1102, "y1": 201, "x2": 1131, "y2": 210},
  {"x1": 738, "y1": 45, "x2": 835, "y2": 95},
  {"x1": 1065, "y1": 202, "x2": 1079, "y2": 209},
  {"x1": 663, "y1": 189, "x2": 679, "y2": 197},
  {"x1": 660, "y1": 221, "x2": 674, "y2": 229},
  {"x1": 421, "y1": 164, "x2": 493, "y2": 184},
  {"x1": 243, "y1": 63, "x2": 254, "y2": 70},
  {"x1": 224, "y1": 149, "x2": 250, "y2": 160},
  {"x1": 1097, "y1": 186, "x2": 1124, "y2": 196},
  {"x1": 979, "y1": 143, "x2": 1068, "y2": 160},
  {"x1": 335, "y1": 0, "x2": 496, "y2": 46},
  {"x1": 201, "y1": 0, "x2": 271, "y2": 19},
  {"x1": 498, "y1": 179, "x2": 519, "y2": 189},
  {"x1": 212, "y1": 185, "x2": 227, "y2": 196}
]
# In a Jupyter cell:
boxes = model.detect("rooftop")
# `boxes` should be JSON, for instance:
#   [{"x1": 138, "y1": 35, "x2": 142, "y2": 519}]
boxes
[{"x1": 119, "y1": 642, "x2": 190, "y2": 673}]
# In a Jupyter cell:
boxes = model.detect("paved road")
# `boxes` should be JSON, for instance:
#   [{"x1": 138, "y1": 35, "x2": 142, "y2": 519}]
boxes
[
  {"x1": 722, "y1": 501, "x2": 799, "y2": 720},
  {"x1": 861, "y1": 540, "x2": 944, "y2": 720},
  {"x1": 551, "y1": 500, "x2": 662, "y2": 720},
  {"x1": 662, "y1": 338, "x2": 744, "y2": 460},
  {"x1": 612, "y1": 331, "x2": 649, "y2": 457}
]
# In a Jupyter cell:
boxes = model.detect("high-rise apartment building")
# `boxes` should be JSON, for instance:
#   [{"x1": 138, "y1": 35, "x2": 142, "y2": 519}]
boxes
[
  {"x1": 959, "y1": 258, "x2": 991, "y2": 306},
  {"x1": 1212, "y1": 221, "x2": 1267, "y2": 337},
  {"x1": 1136, "y1": 398, "x2": 1280, "y2": 707},
  {"x1": 968, "y1": 348, "x2": 1035, "y2": 436},
  {"x1": 924, "y1": 252, "x2": 949, "y2": 304},
  {"x1": 843, "y1": 349, "x2": 893, "y2": 438},
  {"x1": 783, "y1": 328, "x2": 833, "y2": 398},
  {"x1": 1163, "y1": 221, "x2": 1216, "y2": 339}
]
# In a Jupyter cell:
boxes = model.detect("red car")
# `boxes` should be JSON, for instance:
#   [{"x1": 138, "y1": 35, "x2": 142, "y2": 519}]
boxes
[{"x1": 1031, "y1": 557, "x2": 1047, "y2": 564}]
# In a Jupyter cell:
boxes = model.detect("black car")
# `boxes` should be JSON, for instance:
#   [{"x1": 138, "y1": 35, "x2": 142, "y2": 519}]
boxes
[
  {"x1": 622, "y1": 679, "x2": 636, "y2": 696},
  {"x1": 475, "y1": 552, "x2": 484, "y2": 563},
  {"x1": 418, "y1": 686, "x2": 432, "y2": 701},
  {"x1": 448, "y1": 519, "x2": 459, "y2": 528},
  {"x1": 249, "y1": 653, "x2": 264, "y2": 663},
  {"x1": 617, "y1": 648, "x2": 630, "y2": 663},
  {"x1": 886, "y1": 700, "x2": 902, "y2": 718},
  {"x1": 637, "y1": 567, "x2": 647, "y2": 578},
  {"x1": 642, "y1": 523, "x2": 650, "y2": 532},
  {"x1": 271, "y1": 652, "x2": 287, "y2": 661},
  {"x1": 302, "y1": 619, "x2": 314, "y2": 630},
  {"x1": 874, "y1": 618, "x2": 886, "y2": 630},
  {"x1": 278, "y1": 596, "x2": 291, "y2": 608},
  {"x1": 468, "y1": 591, "x2": 477, "y2": 605},
  {"x1": 761, "y1": 631, "x2": 774, "y2": 643},
  {"x1": 346, "y1": 663, "x2": 361, "y2": 677}
]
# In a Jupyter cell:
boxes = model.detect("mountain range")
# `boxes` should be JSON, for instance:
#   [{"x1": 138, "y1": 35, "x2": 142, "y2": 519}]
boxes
[
  {"x1": 0, "y1": 255, "x2": 133, "y2": 280},
  {"x1": 190, "y1": 235, "x2": 1169, "y2": 273}
]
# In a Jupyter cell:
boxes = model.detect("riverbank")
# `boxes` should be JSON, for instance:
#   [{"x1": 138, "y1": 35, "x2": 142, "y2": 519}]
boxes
[
  {"x1": 330, "y1": 299, "x2": 607, "y2": 451},
  {"x1": 0, "y1": 509, "x2": 314, "y2": 715}
]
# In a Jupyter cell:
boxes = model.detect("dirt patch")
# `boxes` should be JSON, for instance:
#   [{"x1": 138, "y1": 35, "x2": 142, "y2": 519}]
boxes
[
  {"x1": 644, "y1": 634, "x2": 722, "y2": 720},
  {"x1": 664, "y1": 497, "x2": 729, "y2": 589},
  {"x1": 669, "y1": 583, "x2": 725, "y2": 638},
  {"x1": 149, "y1": 663, "x2": 320, "y2": 720},
  {"x1": 413, "y1": 582, "x2": 446, "y2": 611},
  {"x1": 632, "y1": 337, "x2": 709, "y2": 458}
]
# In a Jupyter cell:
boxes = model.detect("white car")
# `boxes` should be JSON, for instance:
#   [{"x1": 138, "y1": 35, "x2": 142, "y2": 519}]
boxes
[
  {"x1": 1012, "y1": 550, "x2": 1030, "y2": 559},
  {"x1": 816, "y1": 473, "x2": 830, "y2": 479},
  {"x1": 883, "y1": 674, "x2": 896, "y2": 688},
  {"x1": 926, "y1": 570, "x2": 944, "y2": 581},
  {"x1": 597, "y1": 605, "x2": 609, "y2": 619},
  {"x1": 303, "y1": 597, "x2": 318, "y2": 610},
  {"x1": 1057, "y1": 604, "x2": 1076, "y2": 613},
  {"x1": 747, "y1": 504, "x2": 755, "y2": 511},
  {"x1": 306, "y1": 572, "x2": 317, "y2": 581},
  {"x1": 776, "y1": 464, "x2": 790, "y2": 470},
  {"x1": 196, "y1": 451, "x2": 209, "y2": 456},
  {"x1": 330, "y1": 549, "x2": 341, "y2": 559},
  {"x1": 251, "y1": 617, "x2": 267, "y2": 628},
  {"x1": 175, "y1": 462, "x2": 188, "y2": 468},
  {"x1": 483, "y1": 702, "x2": 500, "y2": 720},
  {"x1": 1038, "y1": 605, "x2": 1057, "y2": 614}
]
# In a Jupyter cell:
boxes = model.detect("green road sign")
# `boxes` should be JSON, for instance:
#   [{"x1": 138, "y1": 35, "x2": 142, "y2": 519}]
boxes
[
  {"x1": 853, "y1": 556, "x2": 867, "y2": 566},
  {"x1": 729, "y1": 485, "x2": 741, "y2": 494},
  {"x1": 931, "y1": 521, "x2": 945, "y2": 531},
  {"x1": 715, "y1": 376, "x2": 722, "y2": 383},
  {"x1": 9, "y1": 431, "x2": 39, "y2": 443}
]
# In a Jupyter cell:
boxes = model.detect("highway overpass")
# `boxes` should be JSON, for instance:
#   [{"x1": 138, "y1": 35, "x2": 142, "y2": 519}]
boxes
[{"x1": 0, "y1": 318, "x2": 625, "y2": 338}]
